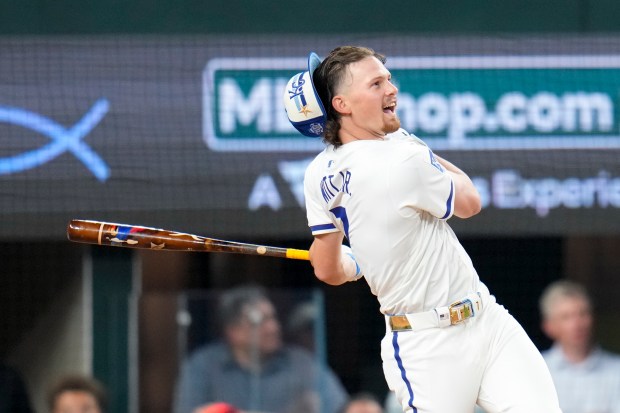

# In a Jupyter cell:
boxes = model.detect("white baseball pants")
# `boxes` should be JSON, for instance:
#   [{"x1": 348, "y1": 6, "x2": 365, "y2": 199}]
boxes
[{"x1": 381, "y1": 299, "x2": 562, "y2": 413}]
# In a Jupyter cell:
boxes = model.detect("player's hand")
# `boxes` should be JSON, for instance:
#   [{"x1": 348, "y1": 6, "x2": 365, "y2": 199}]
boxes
[{"x1": 340, "y1": 245, "x2": 363, "y2": 281}]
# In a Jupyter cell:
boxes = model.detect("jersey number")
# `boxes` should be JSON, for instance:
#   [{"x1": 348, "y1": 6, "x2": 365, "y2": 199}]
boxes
[{"x1": 329, "y1": 206, "x2": 350, "y2": 240}]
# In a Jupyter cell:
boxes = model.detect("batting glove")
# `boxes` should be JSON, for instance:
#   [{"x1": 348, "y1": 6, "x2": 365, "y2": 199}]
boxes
[{"x1": 340, "y1": 245, "x2": 363, "y2": 282}]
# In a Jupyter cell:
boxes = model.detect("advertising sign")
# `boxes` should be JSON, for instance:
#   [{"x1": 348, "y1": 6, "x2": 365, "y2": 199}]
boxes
[
  {"x1": 203, "y1": 55, "x2": 620, "y2": 151},
  {"x1": 1, "y1": 37, "x2": 619, "y2": 239}
]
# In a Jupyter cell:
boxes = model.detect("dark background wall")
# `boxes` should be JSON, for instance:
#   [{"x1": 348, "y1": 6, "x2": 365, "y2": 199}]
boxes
[{"x1": 2, "y1": 0, "x2": 620, "y2": 35}]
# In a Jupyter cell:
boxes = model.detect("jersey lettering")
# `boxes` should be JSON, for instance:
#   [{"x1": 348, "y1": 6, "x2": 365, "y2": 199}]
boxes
[
  {"x1": 429, "y1": 149, "x2": 444, "y2": 172},
  {"x1": 320, "y1": 170, "x2": 352, "y2": 202}
]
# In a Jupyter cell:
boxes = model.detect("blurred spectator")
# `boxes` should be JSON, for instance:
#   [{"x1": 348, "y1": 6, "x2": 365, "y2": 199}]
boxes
[
  {"x1": 174, "y1": 285, "x2": 348, "y2": 413},
  {"x1": 0, "y1": 362, "x2": 33, "y2": 413},
  {"x1": 539, "y1": 279, "x2": 620, "y2": 413},
  {"x1": 193, "y1": 401, "x2": 240, "y2": 413},
  {"x1": 383, "y1": 391, "x2": 399, "y2": 413},
  {"x1": 286, "y1": 301, "x2": 318, "y2": 354},
  {"x1": 340, "y1": 392, "x2": 383, "y2": 413},
  {"x1": 47, "y1": 374, "x2": 107, "y2": 413}
]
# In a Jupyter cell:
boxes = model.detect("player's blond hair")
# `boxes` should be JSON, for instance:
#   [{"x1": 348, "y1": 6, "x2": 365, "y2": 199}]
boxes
[
  {"x1": 313, "y1": 46, "x2": 386, "y2": 148},
  {"x1": 538, "y1": 279, "x2": 591, "y2": 320}
]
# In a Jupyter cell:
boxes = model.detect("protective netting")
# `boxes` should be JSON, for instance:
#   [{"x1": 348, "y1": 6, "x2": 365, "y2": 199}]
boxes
[
  {"x1": 1, "y1": 35, "x2": 620, "y2": 240},
  {"x1": 1, "y1": 34, "x2": 620, "y2": 413}
]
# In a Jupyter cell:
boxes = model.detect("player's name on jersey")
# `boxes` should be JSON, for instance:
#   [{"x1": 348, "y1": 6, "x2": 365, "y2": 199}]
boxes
[{"x1": 203, "y1": 55, "x2": 620, "y2": 152}]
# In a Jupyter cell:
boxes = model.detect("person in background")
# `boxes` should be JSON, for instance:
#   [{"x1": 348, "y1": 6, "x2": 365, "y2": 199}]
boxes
[
  {"x1": 286, "y1": 301, "x2": 319, "y2": 354},
  {"x1": 540, "y1": 279, "x2": 620, "y2": 413},
  {"x1": 47, "y1": 374, "x2": 107, "y2": 413},
  {"x1": 340, "y1": 392, "x2": 383, "y2": 413},
  {"x1": 174, "y1": 285, "x2": 348, "y2": 413},
  {"x1": 383, "y1": 391, "x2": 398, "y2": 413},
  {"x1": 193, "y1": 401, "x2": 240, "y2": 413},
  {"x1": 0, "y1": 362, "x2": 33, "y2": 413}
]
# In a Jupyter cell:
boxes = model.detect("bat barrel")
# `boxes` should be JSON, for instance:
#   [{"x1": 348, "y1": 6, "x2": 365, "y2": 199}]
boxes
[
  {"x1": 67, "y1": 219, "x2": 205, "y2": 251},
  {"x1": 66, "y1": 219, "x2": 310, "y2": 260},
  {"x1": 67, "y1": 219, "x2": 104, "y2": 244}
]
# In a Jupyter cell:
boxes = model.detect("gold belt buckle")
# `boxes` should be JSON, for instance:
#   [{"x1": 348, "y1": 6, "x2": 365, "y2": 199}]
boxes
[
  {"x1": 449, "y1": 299, "x2": 475, "y2": 325},
  {"x1": 389, "y1": 315, "x2": 412, "y2": 331}
]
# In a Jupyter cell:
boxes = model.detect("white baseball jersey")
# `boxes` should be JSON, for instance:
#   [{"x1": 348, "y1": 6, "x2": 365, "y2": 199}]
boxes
[
  {"x1": 304, "y1": 129, "x2": 563, "y2": 413},
  {"x1": 304, "y1": 128, "x2": 480, "y2": 314}
]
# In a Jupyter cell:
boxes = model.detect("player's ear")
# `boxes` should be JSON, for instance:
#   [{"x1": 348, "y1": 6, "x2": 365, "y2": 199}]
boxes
[{"x1": 331, "y1": 95, "x2": 350, "y2": 115}]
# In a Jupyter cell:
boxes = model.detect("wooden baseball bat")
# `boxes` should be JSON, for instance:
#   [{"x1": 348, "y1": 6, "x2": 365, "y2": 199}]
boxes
[{"x1": 66, "y1": 219, "x2": 310, "y2": 260}]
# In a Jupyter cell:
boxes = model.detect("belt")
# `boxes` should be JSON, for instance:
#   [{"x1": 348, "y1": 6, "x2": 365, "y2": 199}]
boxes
[{"x1": 386, "y1": 292, "x2": 485, "y2": 333}]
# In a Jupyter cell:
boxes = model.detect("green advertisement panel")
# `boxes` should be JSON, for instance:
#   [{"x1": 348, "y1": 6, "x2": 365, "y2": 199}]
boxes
[{"x1": 204, "y1": 55, "x2": 620, "y2": 151}]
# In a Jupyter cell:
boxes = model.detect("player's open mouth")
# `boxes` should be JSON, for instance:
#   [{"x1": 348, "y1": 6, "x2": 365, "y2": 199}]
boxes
[{"x1": 383, "y1": 102, "x2": 396, "y2": 114}]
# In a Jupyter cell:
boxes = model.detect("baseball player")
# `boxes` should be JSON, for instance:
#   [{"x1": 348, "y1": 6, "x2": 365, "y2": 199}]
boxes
[{"x1": 283, "y1": 46, "x2": 563, "y2": 413}]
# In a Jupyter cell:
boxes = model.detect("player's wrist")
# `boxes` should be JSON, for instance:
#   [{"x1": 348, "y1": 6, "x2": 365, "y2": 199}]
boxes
[{"x1": 340, "y1": 245, "x2": 362, "y2": 282}]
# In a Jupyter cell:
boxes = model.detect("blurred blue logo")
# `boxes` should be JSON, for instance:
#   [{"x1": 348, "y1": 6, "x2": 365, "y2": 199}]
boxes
[{"x1": 0, "y1": 98, "x2": 110, "y2": 181}]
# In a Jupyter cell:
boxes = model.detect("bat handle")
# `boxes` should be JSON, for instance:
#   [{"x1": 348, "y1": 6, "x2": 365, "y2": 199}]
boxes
[{"x1": 286, "y1": 249, "x2": 310, "y2": 260}]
